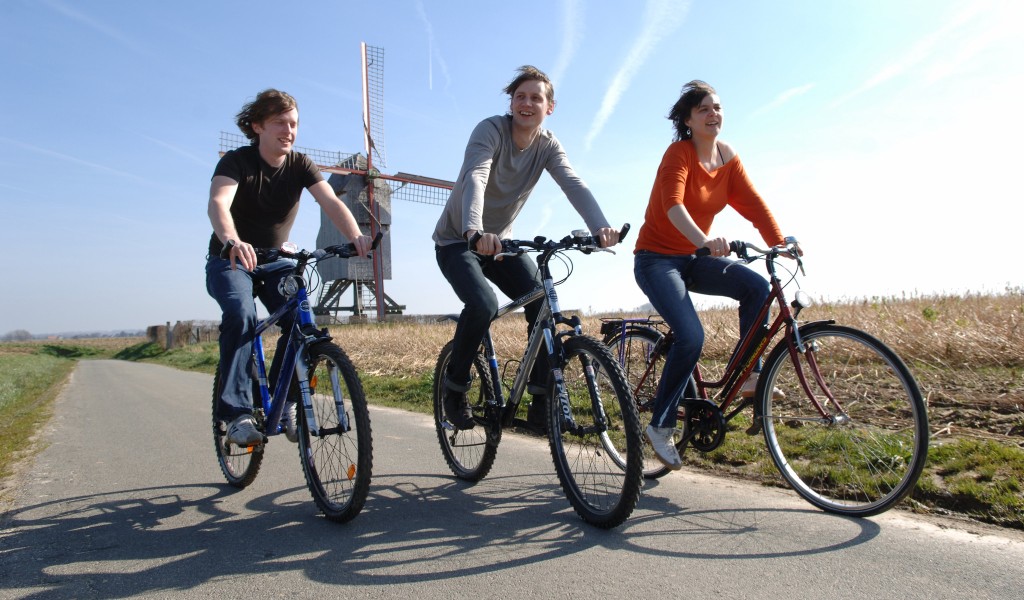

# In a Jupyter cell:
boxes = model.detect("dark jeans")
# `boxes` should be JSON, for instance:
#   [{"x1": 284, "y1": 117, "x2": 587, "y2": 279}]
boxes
[
  {"x1": 633, "y1": 251, "x2": 769, "y2": 428},
  {"x1": 435, "y1": 242, "x2": 548, "y2": 394},
  {"x1": 206, "y1": 256, "x2": 297, "y2": 420}
]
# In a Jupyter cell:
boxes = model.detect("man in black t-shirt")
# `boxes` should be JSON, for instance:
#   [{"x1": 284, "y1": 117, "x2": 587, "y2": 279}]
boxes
[{"x1": 207, "y1": 89, "x2": 371, "y2": 446}]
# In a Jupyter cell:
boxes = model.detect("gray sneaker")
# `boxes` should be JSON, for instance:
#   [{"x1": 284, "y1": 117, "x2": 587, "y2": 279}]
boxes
[
  {"x1": 227, "y1": 414, "x2": 262, "y2": 446},
  {"x1": 282, "y1": 401, "x2": 299, "y2": 443},
  {"x1": 645, "y1": 424, "x2": 683, "y2": 470}
]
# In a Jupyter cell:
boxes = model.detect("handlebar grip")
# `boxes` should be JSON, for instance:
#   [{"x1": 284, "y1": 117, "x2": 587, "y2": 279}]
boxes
[
  {"x1": 695, "y1": 241, "x2": 743, "y2": 257},
  {"x1": 219, "y1": 239, "x2": 235, "y2": 260},
  {"x1": 370, "y1": 231, "x2": 383, "y2": 250},
  {"x1": 618, "y1": 223, "x2": 631, "y2": 244}
]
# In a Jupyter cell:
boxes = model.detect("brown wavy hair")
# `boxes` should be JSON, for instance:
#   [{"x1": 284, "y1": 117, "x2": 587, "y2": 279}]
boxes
[
  {"x1": 235, "y1": 89, "x2": 298, "y2": 143},
  {"x1": 503, "y1": 65, "x2": 555, "y2": 105}
]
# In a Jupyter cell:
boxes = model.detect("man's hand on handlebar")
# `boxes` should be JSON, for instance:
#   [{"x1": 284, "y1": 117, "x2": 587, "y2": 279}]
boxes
[
  {"x1": 351, "y1": 234, "x2": 374, "y2": 258},
  {"x1": 594, "y1": 227, "x2": 620, "y2": 249},
  {"x1": 467, "y1": 230, "x2": 503, "y2": 258},
  {"x1": 224, "y1": 239, "x2": 256, "y2": 272}
]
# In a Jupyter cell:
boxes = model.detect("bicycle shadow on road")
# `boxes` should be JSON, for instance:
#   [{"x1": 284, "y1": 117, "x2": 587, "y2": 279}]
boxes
[{"x1": 0, "y1": 470, "x2": 881, "y2": 597}]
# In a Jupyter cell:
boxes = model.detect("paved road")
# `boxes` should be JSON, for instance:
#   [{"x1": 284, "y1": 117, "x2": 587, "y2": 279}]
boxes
[{"x1": 1, "y1": 360, "x2": 1022, "y2": 599}]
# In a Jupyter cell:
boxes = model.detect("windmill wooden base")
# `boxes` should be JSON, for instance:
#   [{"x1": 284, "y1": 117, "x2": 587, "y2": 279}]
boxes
[{"x1": 313, "y1": 280, "x2": 406, "y2": 321}]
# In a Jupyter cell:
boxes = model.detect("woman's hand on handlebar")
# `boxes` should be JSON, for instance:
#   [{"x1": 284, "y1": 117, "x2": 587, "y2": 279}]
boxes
[{"x1": 700, "y1": 236, "x2": 731, "y2": 258}]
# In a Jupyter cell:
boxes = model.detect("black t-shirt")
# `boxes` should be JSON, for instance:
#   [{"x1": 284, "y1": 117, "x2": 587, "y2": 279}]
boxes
[{"x1": 207, "y1": 145, "x2": 323, "y2": 256}]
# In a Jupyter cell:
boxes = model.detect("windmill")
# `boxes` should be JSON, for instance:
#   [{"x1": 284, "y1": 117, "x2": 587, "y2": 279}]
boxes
[{"x1": 219, "y1": 43, "x2": 453, "y2": 322}]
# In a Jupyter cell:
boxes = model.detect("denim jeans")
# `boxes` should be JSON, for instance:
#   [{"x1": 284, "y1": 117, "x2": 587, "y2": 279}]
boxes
[
  {"x1": 206, "y1": 256, "x2": 297, "y2": 420},
  {"x1": 633, "y1": 251, "x2": 769, "y2": 428},
  {"x1": 435, "y1": 242, "x2": 548, "y2": 393}
]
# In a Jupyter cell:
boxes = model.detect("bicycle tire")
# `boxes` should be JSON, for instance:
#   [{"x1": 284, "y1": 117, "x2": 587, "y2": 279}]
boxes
[
  {"x1": 758, "y1": 324, "x2": 929, "y2": 517},
  {"x1": 548, "y1": 335, "x2": 643, "y2": 529},
  {"x1": 433, "y1": 340, "x2": 500, "y2": 482},
  {"x1": 211, "y1": 364, "x2": 264, "y2": 488},
  {"x1": 297, "y1": 342, "x2": 373, "y2": 523}
]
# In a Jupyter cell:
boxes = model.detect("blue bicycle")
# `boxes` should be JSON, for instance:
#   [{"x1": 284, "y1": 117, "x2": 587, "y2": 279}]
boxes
[{"x1": 212, "y1": 235, "x2": 379, "y2": 523}]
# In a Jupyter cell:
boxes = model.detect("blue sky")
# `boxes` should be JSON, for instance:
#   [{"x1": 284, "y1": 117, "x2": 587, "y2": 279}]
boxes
[{"x1": 1, "y1": 0, "x2": 1021, "y2": 334}]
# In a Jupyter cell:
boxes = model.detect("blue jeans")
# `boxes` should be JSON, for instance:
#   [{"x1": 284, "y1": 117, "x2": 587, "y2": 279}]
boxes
[
  {"x1": 206, "y1": 256, "x2": 297, "y2": 420},
  {"x1": 633, "y1": 251, "x2": 769, "y2": 428},
  {"x1": 435, "y1": 242, "x2": 548, "y2": 393}
]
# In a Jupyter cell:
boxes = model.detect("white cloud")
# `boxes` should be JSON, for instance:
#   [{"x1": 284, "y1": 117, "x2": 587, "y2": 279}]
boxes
[
  {"x1": 751, "y1": 83, "x2": 815, "y2": 116},
  {"x1": 40, "y1": 0, "x2": 143, "y2": 53},
  {"x1": 583, "y1": 0, "x2": 690, "y2": 150},
  {"x1": 1, "y1": 137, "x2": 155, "y2": 186},
  {"x1": 549, "y1": 0, "x2": 584, "y2": 87},
  {"x1": 415, "y1": 0, "x2": 452, "y2": 93},
  {"x1": 830, "y1": 1, "x2": 989, "y2": 107}
]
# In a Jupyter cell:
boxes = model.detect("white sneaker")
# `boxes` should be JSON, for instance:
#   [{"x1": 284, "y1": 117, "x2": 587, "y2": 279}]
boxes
[
  {"x1": 282, "y1": 401, "x2": 299, "y2": 443},
  {"x1": 227, "y1": 414, "x2": 262, "y2": 447},
  {"x1": 645, "y1": 424, "x2": 683, "y2": 470}
]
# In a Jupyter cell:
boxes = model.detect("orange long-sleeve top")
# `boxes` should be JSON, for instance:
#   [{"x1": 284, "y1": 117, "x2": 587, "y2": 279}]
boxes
[{"x1": 635, "y1": 140, "x2": 784, "y2": 255}]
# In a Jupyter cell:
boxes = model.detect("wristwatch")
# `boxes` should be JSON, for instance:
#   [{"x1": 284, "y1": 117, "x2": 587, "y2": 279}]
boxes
[{"x1": 467, "y1": 231, "x2": 483, "y2": 251}]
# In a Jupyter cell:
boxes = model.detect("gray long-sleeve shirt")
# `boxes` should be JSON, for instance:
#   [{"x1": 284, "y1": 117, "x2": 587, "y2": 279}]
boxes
[{"x1": 432, "y1": 115, "x2": 610, "y2": 246}]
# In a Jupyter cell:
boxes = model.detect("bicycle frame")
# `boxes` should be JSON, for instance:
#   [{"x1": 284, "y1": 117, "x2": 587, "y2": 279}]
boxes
[
  {"x1": 617, "y1": 244, "x2": 841, "y2": 425},
  {"x1": 248, "y1": 261, "x2": 345, "y2": 440},
  {"x1": 450, "y1": 244, "x2": 586, "y2": 430}
]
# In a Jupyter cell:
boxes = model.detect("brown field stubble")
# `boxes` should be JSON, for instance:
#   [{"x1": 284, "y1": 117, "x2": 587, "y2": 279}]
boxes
[{"x1": 335, "y1": 292, "x2": 1024, "y2": 445}]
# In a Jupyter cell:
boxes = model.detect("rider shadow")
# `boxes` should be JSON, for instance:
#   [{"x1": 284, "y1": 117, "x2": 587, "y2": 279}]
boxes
[{"x1": 0, "y1": 471, "x2": 881, "y2": 596}]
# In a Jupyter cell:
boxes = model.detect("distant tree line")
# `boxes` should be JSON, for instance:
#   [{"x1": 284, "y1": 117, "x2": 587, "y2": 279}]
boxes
[{"x1": 1, "y1": 329, "x2": 145, "y2": 341}]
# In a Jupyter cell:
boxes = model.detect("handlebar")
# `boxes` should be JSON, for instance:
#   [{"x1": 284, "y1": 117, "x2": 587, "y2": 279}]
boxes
[
  {"x1": 495, "y1": 223, "x2": 631, "y2": 258},
  {"x1": 694, "y1": 236, "x2": 803, "y2": 274},
  {"x1": 220, "y1": 231, "x2": 383, "y2": 262}
]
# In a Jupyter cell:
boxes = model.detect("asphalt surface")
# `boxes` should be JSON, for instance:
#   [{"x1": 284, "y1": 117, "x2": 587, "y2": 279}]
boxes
[{"x1": 1, "y1": 360, "x2": 1022, "y2": 599}]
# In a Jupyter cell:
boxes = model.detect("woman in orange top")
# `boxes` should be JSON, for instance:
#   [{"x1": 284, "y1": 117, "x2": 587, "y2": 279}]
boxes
[{"x1": 633, "y1": 80, "x2": 798, "y2": 470}]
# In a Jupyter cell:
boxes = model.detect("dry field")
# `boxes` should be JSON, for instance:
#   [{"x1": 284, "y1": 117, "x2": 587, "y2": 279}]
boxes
[{"x1": 335, "y1": 292, "x2": 1024, "y2": 445}]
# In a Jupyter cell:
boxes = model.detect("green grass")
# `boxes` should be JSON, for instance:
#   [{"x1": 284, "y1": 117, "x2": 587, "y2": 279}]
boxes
[{"x1": 0, "y1": 353, "x2": 77, "y2": 483}]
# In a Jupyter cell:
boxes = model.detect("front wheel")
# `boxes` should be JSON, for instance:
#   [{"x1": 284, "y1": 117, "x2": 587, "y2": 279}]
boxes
[
  {"x1": 297, "y1": 343, "x2": 373, "y2": 523},
  {"x1": 548, "y1": 335, "x2": 643, "y2": 529},
  {"x1": 433, "y1": 340, "x2": 499, "y2": 481},
  {"x1": 212, "y1": 364, "x2": 264, "y2": 488},
  {"x1": 759, "y1": 325, "x2": 929, "y2": 517}
]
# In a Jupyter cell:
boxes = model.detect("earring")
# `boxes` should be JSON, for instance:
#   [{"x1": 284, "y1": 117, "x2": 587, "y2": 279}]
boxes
[{"x1": 686, "y1": 127, "x2": 692, "y2": 137}]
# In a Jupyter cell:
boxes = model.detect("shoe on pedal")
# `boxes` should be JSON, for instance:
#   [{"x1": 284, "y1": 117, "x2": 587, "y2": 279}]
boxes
[
  {"x1": 282, "y1": 401, "x2": 299, "y2": 443},
  {"x1": 227, "y1": 414, "x2": 263, "y2": 446},
  {"x1": 442, "y1": 376, "x2": 475, "y2": 430},
  {"x1": 645, "y1": 424, "x2": 683, "y2": 470}
]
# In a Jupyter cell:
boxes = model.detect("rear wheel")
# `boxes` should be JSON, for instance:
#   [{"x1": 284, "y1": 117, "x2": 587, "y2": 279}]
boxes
[
  {"x1": 759, "y1": 325, "x2": 928, "y2": 517},
  {"x1": 298, "y1": 343, "x2": 373, "y2": 523},
  {"x1": 606, "y1": 326, "x2": 671, "y2": 478},
  {"x1": 433, "y1": 340, "x2": 499, "y2": 481},
  {"x1": 549, "y1": 335, "x2": 643, "y2": 529},
  {"x1": 212, "y1": 364, "x2": 263, "y2": 488}
]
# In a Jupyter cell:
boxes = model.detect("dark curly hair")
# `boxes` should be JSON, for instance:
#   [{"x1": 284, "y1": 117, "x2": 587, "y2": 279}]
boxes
[
  {"x1": 503, "y1": 65, "x2": 555, "y2": 105},
  {"x1": 668, "y1": 80, "x2": 716, "y2": 141},
  {"x1": 235, "y1": 89, "x2": 298, "y2": 143}
]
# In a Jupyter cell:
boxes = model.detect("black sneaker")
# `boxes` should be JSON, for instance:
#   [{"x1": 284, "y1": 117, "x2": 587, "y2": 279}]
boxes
[{"x1": 443, "y1": 386, "x2": 475, "y2": 430}]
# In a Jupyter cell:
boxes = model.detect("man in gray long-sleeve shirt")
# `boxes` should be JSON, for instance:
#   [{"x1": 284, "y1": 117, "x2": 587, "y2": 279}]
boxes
[{"x1": 433, "y1": 65, "x2": 620, "y2": 432}]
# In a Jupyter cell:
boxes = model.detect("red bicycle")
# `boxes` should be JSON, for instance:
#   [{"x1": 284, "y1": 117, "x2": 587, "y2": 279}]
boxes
[{"x1": 601, "y1": 239, "x2": 928, "y2": 517}]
